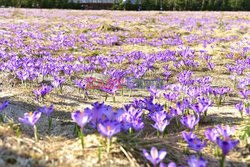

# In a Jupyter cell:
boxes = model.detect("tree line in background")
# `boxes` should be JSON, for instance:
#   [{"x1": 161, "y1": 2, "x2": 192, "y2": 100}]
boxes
[{"x1": 0, "y1": 0, "x2": 249, "y2": 10}]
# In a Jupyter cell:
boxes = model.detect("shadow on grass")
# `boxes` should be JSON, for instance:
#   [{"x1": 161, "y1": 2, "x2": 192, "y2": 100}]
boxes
[
  {"x1": 0, "y1": 95, "x2": 248, "y2": 167},
  {"x1": 117, "y1": 129, "x2": 248, "y2": 167},
  {"x1": 200, "y1": 114, "x2": 243, "y2": 126},
  {"x1": 0, "y1": 96, "x2": 86, "y2": 139},
  {"x1": 0, "y1": 146, "x2": 46, "y2": 167}
]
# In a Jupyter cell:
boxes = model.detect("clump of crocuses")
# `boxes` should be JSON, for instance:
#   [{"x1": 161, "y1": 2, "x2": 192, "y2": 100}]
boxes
[
  {"x1": 33, "y1": 85, "x2": 52, "y2": 102},
  {"x1": 18, "y1": 111, "x2": 41, "y2": 141},
  {"x1": 204, "y1": 125, "x2": 239, "y2": 167},
  {"x1": 235, "y1": 101, "x2": 249, "y2": 117},
  {"x1": 182, "y1": 131, "x2": 206, "y2": 153},
  {"x1": 74, "y1": 79, "x2": 88, "y2": 99},
  {"x1": 150, "y1": 110, "x2": 171, "y2": 136},
  {"x1": 52, "y1": 76, "x2": 65, "y2": 93}
]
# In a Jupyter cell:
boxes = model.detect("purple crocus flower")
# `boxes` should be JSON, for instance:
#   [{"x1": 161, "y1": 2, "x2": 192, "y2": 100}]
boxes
[
  {"x1": 190, "y1": 102, "x2": 206, "y2": 114},
  {"x1": 245, "y1": 106, "x2": 250, "y2": 114},
  {"x1": 182, "y1": 131, "x2": 197, "y2": 142},
  {"x1": 97, "y1": 121, "x2": 121, "y2": 139},
  {"x1": 182, "y1": 131, "x2": 206, "y2": 152},
  {"x1": 102, "y1": 85, "x2": 118, "y2": 95},
  {"x1": 148, "y1": 86, "x2": 161, "y2": 99},
  {"x1": 237, "y1": 78, "x2": 250, "y2": 89},
  {"x1": 71, "y1": 108, "x2": 92, "y2": 149},
  {"x1": 74, "y1": 79, "x2": 86, "y2": 90},
  {"x1": 180, "y1": 114, "x2": 199, "y2": 130},
  {"x1": 123, "y1": 105, "x2": 145, "y2": 131},
  {"x1": 212, "y1": 87, "x2": 230, "y2": 97},
  {"x1": 159, "y1": 162, "x2": 167, "y2": 167},
  {"x1": 216, "y1": 137, "x2": 239, "y2": 155},
  {"x1": 71, "y1": 109, "x2": 92, "y2": 129},
  {"x1": 239, "y1": 89, "x2": 250, "y2": 99},
  {"x1": 204, "y1": 128, "x2": 219, "y2": 143},
  {"x1": 33, "y1": 85, "x2": 52, "y2": 100},
  {"x1": 216, "y1": 125, "x2": 236, "y2": 139},
  {"x1": 151, "y1": 111, "x2": 171, "y2": 133},
  {"x1": 90, "y1": 102, "x2": 112, "y2": 127},
  {"x1": 143, "y1": 147, "x2": 167, "y2": 167},
  {"x1": 174, "y1": 99, "x2": 190, "y2": 115},
  {"x1": 144, "y1": 97, "x2": 164, "y2": 112},
  {"x1": 187, "y1": 137, "x2": 207, "y2": 152},
  {"x1": 182, "y1": 98, "x2": 190, "y2": 109},
  {"x1": 177, "y1": 70, "x2": 194, "y2": 85},
  {"x1": 169, "y1": 107, "x2": 179, "y2": 117},
  {"x1": 131, "y1": 117, "x2": 144, "y2": 131},
  {"x1": 132, "y1": 98, "x2": 145, "y2": 110},
  {"x1": 16, "y1": 70, "x2": 29, "y2": 82},
  {"x1": 164, "y1": 71, "x2": 171, "y2": 81},
  {"x1": 18, "y1": 111, "x2": 41, "y2": 141},
  {"x1": 39, "y1": 104, "x2": 54, "y2": 131},
  {"x1": 235, "y1": 102, "x2": 244, "y2": 116},
  {"x1": 187, "y1": 155, "x2": 207, "y2": 167},
  {"x1": 198, "y1": 97, "x2": 212, "y2": 112},
  {"x1": 39, "y1": 104, "x2": 54, "y2": 117},
  {"x1": 125, "y1": 77, "x2": 137, "y2": 89},
  {"x1": 159, "y1": 162, "x2": 177, "y2": 167},
  {"x1": 166, "y1": 162, "x2": 177, "y2": 167},
  {"x1": 207, "y1": 62, "x2": 215, "y2": 70},
  {"x1": 0, "y1": 100, "x2": 9, "y2": 112},
  {"x1": 163, "y1": 92, "x2": 179, "y2": 102},
  {"x1": 18, "y1": 111, "x2": 41, "y2": 126},
  {"x1": 102, "y1": 107, "x2": 124, "y2": 122},
  {"x1": 52, "y1": 76, "x2": 65, "y2": 88}
]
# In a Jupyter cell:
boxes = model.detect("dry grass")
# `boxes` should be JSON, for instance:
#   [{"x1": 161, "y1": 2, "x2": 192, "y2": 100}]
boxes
[{"x1": 0, "y1": 9, "x2": 249, "y2": 167}]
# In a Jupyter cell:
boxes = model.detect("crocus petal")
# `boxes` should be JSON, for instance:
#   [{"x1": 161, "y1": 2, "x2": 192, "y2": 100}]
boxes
[
  {"x1": 150, "y1": 147, "x2": 159, "y2": 160},
  {"x1": 158, "y1": 150, "x2": 167, "y2": 161},
  {"x1": 168, "y1": 162, "x2": 177, "y2": 167},
  {"x1": 216, "y1": 137, "x2": 239, "y2": 155}
]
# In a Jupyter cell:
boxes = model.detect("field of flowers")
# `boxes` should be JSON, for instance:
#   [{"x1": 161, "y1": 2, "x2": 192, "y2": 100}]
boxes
[{"x1": 0, "y1": 8, "x2": 249, "y2": 167}]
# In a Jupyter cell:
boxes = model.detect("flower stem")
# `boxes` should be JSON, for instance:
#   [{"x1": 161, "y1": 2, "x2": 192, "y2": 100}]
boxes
[
  {"x1": 164, "y1": 102, "x2": 167, "y2": 110},
  {"x1": 157, "y1": 131, "x2": 160, "y2": 137},
  {"x1": 0, "y1": 114, "x2": 4, "y2": 123},
  {"x1": 33, "y1": 125, "x2": 38, "y2": 141},
  {"x1": 107, "y1": 138, "x2": 111, "y2": 153},
  {"x1": 220, "y1": 155, "x2": 226, "y2": 167},
  {"x1": 98, "y1": 144, "x2": 102, "y2": 162},
  {"x1": 78, "y1": 128, "x2": 84, "y2": 149},
  {"x1": 73, "y1": 124, "x2": 78, "y2": 135},
  {"x1": 175, "y1": 117, "x2": 179, "y2": 128},
  {"x1": 204, "y1": 110, "x2": 207, "y2": 117},
  {"x1": 16, "y1": 126, "x2": 21, "y2": 137},
  {"x1": 60, "y1": 86, "x2": 63, "y2": 94},
  {"x1": 129, "y1": 127, "x2": 133, "y2": 134},
  {"x1": 48, "y1": 117, "x2": 52, "y2": 132},
  {"x1": 41, "y1": 97, "x2": 45, "y2": 104},
  {"x1": 105, "y1": 93, "x2": 108, "y2": 101},
  {"x1": 129, "y1": 89, "x2": 132, "y2": 97},
  {"x1": 113, "y1": 94, "x2": 116, "y2": 103},
  {"x1": 163, "y1": 129, "x2": 167, "y2": 138}
]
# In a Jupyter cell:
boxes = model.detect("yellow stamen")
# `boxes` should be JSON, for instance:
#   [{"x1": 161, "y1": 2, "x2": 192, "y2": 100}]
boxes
[{"x1": 107, "y1": 125, "x2": 111, "y2": 131}]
